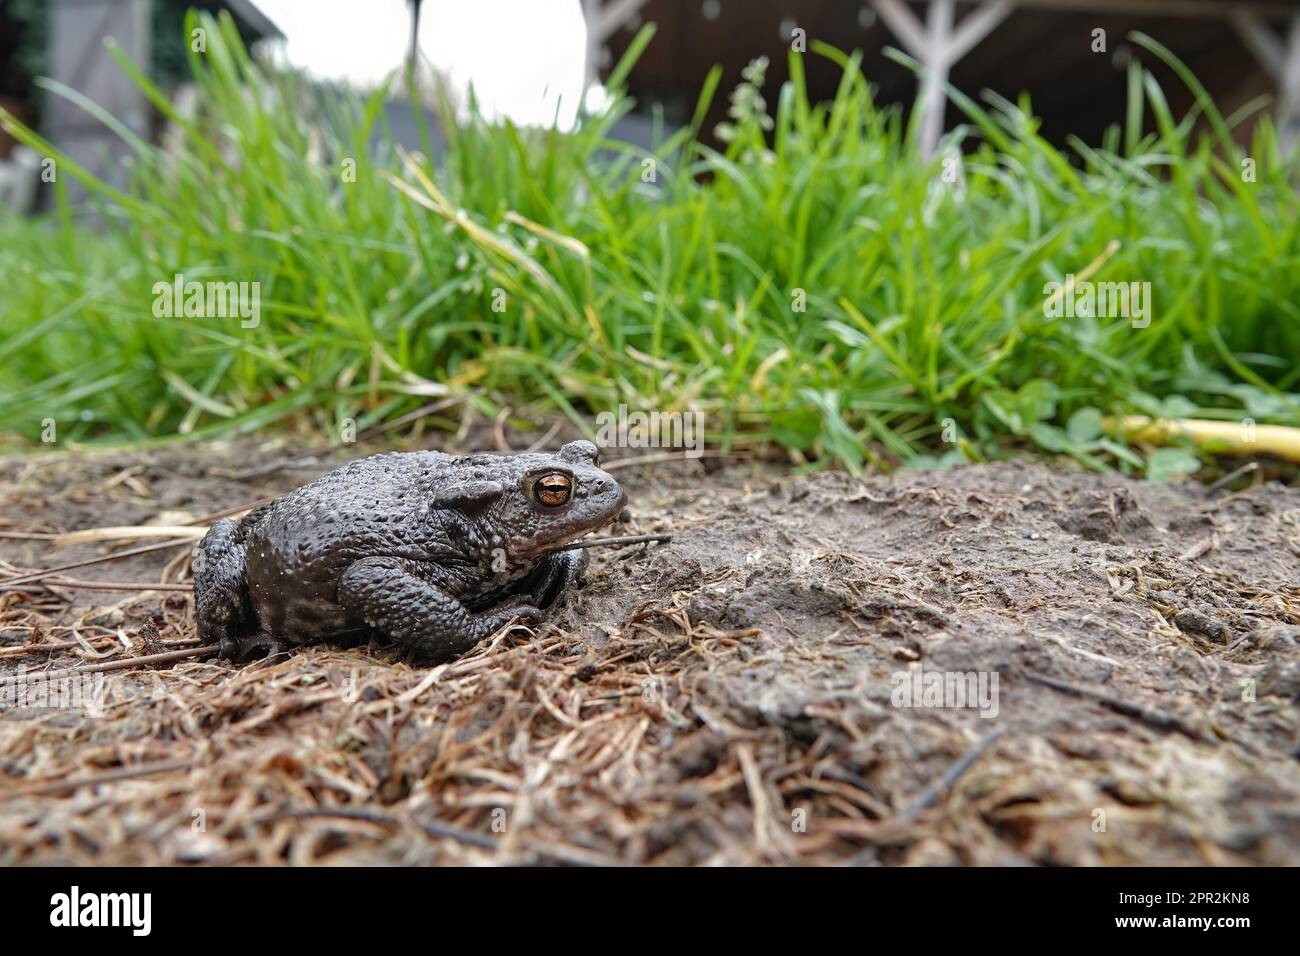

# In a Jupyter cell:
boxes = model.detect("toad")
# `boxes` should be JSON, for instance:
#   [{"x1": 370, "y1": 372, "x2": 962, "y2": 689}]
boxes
[{"x1": 193, "y1": 440, "x2": 625, "y2": 662}]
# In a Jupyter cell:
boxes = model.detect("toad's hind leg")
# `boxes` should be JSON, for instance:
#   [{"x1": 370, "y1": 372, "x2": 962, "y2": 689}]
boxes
[
  {"x1": 338, "y1": 556, "x2": 542, "y2": 662},
  {"x1": 194, "y1": 517, "x2": 257, "y2": 659}
]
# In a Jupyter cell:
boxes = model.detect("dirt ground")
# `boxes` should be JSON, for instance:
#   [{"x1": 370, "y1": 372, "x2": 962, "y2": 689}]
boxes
[{"x1": 1, "y1": 434, "x2": 1298, "y2": 865}]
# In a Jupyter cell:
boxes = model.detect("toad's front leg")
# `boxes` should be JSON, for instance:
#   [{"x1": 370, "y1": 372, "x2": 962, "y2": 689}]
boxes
[
  {"x1": 516, "y1": 548, "x2": 588, "y2": 608},
  {"x1": 338, "y1": 556, "x2": 541, "y2": 661}
]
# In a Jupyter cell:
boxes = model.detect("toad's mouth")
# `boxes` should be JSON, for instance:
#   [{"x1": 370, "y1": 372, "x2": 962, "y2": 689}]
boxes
[
  {"x1": 518, "y1": 503, "x2": 626, "y2": 561},
  {"x1": 564, "y1": 516, "x2": 623, "y2": 549}
]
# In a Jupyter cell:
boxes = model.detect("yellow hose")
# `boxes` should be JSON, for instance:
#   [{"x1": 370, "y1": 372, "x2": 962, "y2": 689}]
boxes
[{"x1": 1109, "y1": 415, "x2": 1300, "y2": 463}]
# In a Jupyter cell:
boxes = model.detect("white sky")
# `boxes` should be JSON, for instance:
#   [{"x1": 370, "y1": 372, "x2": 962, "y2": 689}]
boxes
[{"x1": 253, "y1": 0, "x2": 590, "y2": 127}]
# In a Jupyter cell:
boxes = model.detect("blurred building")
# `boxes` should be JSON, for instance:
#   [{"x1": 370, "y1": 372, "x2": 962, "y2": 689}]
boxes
[
  {"x1": 4, "y1": 0, "x2": 1299, "y2": 213},
  {"x1": 0, "y1": 0, "x2": 282, "y2": 208}
]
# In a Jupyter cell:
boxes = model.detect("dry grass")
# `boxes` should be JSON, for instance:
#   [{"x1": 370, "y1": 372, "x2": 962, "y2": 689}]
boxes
[
  {"x1": 2, "y1": 443, "x2": 1299, "y2": 866},
  {"x1": 0, "y1": 592, "x2": 892, "y2": 865}
]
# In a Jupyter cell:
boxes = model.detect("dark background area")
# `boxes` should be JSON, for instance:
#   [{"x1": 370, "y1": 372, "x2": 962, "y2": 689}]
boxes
[{"x1": 605, "y1": 0, "x2": 1280, "y2": 149}]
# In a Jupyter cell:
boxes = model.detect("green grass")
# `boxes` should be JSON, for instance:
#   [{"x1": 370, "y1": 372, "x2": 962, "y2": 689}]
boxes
[{"x1": 1, "y1": 11, "x2": 1298, "y2": 477}]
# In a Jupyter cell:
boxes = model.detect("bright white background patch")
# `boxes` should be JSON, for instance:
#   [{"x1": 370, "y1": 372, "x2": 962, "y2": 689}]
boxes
[{"x1": 255, "y1": 0, "x2": 589, "y2": 128}]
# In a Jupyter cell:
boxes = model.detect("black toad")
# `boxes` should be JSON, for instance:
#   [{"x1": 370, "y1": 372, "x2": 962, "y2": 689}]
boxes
[{"x1": 193, "y1": 441, "x2": 625, "y2": 662}]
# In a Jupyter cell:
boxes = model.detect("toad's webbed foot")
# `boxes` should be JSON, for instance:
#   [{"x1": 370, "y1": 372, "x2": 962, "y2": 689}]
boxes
[
  {"x1": 338, "y1": 556, "x2": 542, "y2": 662},
  {"x1": 220, "y1": 631, "x2": 284, "y2": 662}
]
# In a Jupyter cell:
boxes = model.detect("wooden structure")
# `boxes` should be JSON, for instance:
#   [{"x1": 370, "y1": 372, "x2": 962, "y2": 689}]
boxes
[{"x1": 592, "y1": 0, "x2": 1300, "y2": 154}]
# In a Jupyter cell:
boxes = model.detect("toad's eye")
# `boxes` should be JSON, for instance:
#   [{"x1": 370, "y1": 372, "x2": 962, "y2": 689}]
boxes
[{"x1": 534, "y1": 473, "x2": 573, "y2": 507}]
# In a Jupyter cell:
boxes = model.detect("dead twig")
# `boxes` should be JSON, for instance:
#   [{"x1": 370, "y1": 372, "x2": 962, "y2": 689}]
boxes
[
  {"x1": 895, "y1": 729, "x2": 1003, "y2": 825},
  {"x1": 605, "y1": 450, "x2": 745, "y2": 470},
  {"x1": 250, "y1": 808, "x2": 497, "y2": 851},
  {"x1": 1, "y1": 757, "x2": 199, "y2": 799},
  {"x1": 0, "y1": 646, "x2": 216, "y2": 687},
  {"x1": 0, "y1": 577, "x2": 194, "y2": 593},
  {"x1": 55, "y1": 526, "x2": 205, "y2": 547},
  {"x1": 188, "y1": 497, "x2": 277, "y2": 525},
  {"x1": 1205, "y1": 462, "x2": 1259, "y2": 497},
  {"x1": 0, "y1": 538, "x2": 195, "y2": 588},
  {"x1": 1025, "y1": 672, "x2": 1212, "y2": 743},
  {"x1": 0, "y1": 638, "x2": 201, "y2": 660},
  {"x1": 248, "y1": 808, "x2": 614, "y2": 864},
  {"x1": 554, "y1": 533, "x2": 672, "y2": 551},
  {"x1": 1178, "y1": 533, "x2": 1219, "y2": 563}
]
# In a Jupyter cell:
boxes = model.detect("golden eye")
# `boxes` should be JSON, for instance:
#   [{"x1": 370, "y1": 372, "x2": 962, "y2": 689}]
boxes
[{"x1": 534, "y1": 473, "x2": 572, "y2": 507}]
